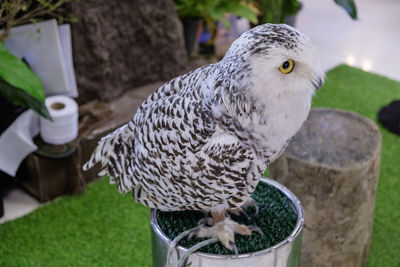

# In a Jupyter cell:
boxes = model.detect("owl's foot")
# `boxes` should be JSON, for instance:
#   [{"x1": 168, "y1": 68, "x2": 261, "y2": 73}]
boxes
[
  {"x1": 166, "y1": 211, "x2": 263, "y2": 266},
  {"x1": 229, "y1": 197, "x2": 260, "y2": 220},
  {"x1": 242, "y1": 197, "x2": 260, "y2": 215},
  {"x1": 192, "y1": 211, "x2": 264, "y2": 256},
  {"x1": 229, "y1": 207, "x2": 251, "y2": 220}
]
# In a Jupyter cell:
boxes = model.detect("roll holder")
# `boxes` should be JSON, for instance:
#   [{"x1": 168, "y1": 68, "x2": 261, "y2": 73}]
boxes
[{"x1": 21, "y1": 136, "x2": 85, "y2": 202}]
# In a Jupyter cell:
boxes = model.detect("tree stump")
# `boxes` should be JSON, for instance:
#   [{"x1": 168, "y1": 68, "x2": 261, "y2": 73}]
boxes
[{"x1": 269, "y1": 108, "x2": 381, "y2": 267}]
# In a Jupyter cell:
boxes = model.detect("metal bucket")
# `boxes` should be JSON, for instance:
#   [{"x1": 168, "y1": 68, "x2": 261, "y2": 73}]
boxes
[{"x1": 150, "y1": 178, "x2": 304, "y2": 267}]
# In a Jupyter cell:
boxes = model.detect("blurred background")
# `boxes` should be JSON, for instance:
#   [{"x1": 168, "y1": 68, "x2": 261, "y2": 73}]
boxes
[{"x1": 0, "y1": 0, "x2": 399, "y2": 266}]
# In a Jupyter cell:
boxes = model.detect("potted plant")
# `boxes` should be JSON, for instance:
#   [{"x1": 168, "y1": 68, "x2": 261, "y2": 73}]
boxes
[
  {"x1": 0, "y1": 0, "x2": 76, "y2": 218},
  {"x1": 255, "y1": 0, "x2": 357, "y2": 26},
  {"x1": 174, "y1": 0, "x2": 259, "y2": 56},
  {"x1": 0, "y1": 0, "x2": 77, "y2": 122}
]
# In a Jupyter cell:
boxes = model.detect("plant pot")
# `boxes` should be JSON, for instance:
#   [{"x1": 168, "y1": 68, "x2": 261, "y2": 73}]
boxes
[
  {"x1": 285, "y1": 2, "x2": 303, "y2": 27},
  {"x1": 181, "y1": 18, "x2": 200, "y2": 57},
  {"x1": 284, "y1": 14, "x2": 297, "y2": 27},
  {"x1": 150, "y1": 178, "x2": 304, "y2": 267}
]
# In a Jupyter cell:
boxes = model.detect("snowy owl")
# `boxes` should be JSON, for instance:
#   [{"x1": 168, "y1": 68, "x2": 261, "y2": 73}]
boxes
[{"x1": 83, "y1": 23, "x2": 324, "y2": 252}]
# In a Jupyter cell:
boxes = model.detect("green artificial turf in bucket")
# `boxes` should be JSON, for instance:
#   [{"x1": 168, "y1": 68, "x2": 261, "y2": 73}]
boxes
[{"x1": 157, "y1": 181, "x2": 297, "y2": 255}]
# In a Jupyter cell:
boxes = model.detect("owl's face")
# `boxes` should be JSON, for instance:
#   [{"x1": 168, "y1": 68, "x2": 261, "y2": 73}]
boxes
[
  {"x1": 225, "y1": 24, "x2": 324, "y2": 101},
  {"x1": 251, "y1": 24, "x2": 324, "y2": 100}
]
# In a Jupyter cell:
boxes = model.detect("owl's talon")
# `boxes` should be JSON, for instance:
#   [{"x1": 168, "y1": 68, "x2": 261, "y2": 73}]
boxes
[
  {"x1": 248, "y1": 225, "x2": 264, "y2": 239},
  {"x1": 197, "y1": 217, "x2": 213, "y2": 226},
  {"x1": 242, "y1": 197, "x2": 260, "y2": 216},
  {"x1": 229, "y1": 207, "x2": 251, "y2": 221},
  {"x1": 229, "y1": 241, "x2": 239, "y2": 257},
  {"x1": 240, "y1": 209, "x2": 251, "y2": 221}
]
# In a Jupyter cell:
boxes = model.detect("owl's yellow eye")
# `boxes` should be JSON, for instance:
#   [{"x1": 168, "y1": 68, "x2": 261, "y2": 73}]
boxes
[{"x1": 279, "y1": 59, "x2": 295, "y2": 74}]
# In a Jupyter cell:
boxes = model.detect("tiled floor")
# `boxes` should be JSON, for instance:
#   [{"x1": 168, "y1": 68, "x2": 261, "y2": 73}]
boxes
[
  {"x1": 1, "y1": 0, "x2": 400, "y2": 224},
  {"x1": 296, "y1": 0, "x2": 400, "y2": 81},
  {"x1": 0, "y1": 188, "x2": 41, "y2": 224}
]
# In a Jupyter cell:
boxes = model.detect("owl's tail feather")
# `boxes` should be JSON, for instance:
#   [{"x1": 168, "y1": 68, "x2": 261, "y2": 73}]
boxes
[{"x1": 83, "y1": 122, "x2": 136, "y2": 194}]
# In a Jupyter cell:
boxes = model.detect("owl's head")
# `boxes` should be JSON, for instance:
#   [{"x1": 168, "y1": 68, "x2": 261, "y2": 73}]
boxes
[{"x1": 222, "y1": 24, "x2": 324, "y2": 100}]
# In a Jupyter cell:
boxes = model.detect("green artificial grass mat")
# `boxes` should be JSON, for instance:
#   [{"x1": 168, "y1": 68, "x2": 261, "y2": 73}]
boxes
[
  {"x1": 0, "y1": 178, "x2": 152, "y2": 267},
  {"x1": 0, "y1": 64, "x2": 399, "y2": 266},
  {"x1": 157, "y1": 181, "x2": 297, "y2": 255}
]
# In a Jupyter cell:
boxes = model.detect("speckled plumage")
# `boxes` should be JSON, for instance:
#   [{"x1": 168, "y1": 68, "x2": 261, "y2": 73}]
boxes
[{"x1": 83, "y1": 24, "x2": 324, "y2": 213}]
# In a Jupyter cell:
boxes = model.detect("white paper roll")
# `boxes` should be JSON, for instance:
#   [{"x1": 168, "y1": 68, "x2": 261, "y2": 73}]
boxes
[{"x1": 40, "y1": 95, "x2": 78, "y2": 145}]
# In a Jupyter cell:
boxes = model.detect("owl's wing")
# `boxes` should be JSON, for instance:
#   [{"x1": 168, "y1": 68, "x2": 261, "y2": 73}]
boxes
[{"x1": 83, "y1": 67, "x2": 215, "y2": 195}]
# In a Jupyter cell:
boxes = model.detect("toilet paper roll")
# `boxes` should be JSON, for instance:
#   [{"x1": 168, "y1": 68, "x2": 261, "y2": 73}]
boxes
[{"x1": 40, "y1": 95, "x2": 78, "y2": 145}]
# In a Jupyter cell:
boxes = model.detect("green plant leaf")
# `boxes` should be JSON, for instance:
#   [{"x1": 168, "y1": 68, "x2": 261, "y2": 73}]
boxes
[
  {"x1": 175, "y1": 0, "x2": 203, "y2": 18},
  {"x1": 334, "y1": 0, "x2": 357, "y2": 19},
  {"x1": 282, "y1": 0, "x2": 301, "y2": 17},
  {"x1": 0, "y1": 41, "x2": 51, "y2": 120},
  {"x1": 260, "y1": 0, "x2": 286, "y2": 24},
  {"x1": 225, "y1": 3, "x2": 258, "y2": 24},
  {"x1": 175, "y1": 0, "x2": 258, "y2": 24},
  {"x1": 219, "y1": 17, "x2": 230, "y2": 28},
  {"x1": 0, "y1": 42, "x2": 45, "y2": 101},
  {"x1": 0, "y1": 77, "x2": 52, "y2": 120}
]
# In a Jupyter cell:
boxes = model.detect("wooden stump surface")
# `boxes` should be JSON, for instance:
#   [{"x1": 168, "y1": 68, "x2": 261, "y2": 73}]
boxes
[{"x1": 269, "y1": 108, "x2": 381, "y2": 267}]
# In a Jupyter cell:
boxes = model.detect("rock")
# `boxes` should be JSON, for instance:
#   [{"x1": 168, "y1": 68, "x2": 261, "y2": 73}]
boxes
[
  {"x1": 269, "y1": 108, "x2": 381, "y2": 267},
  {"x1": 68, "y1": 0, "x2": 188, "y2": 104}
]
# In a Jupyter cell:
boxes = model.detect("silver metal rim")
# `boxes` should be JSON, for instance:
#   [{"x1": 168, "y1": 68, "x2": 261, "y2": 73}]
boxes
[{"x1": 150, "y1": 177, "x2": 304, "y2": 260}]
